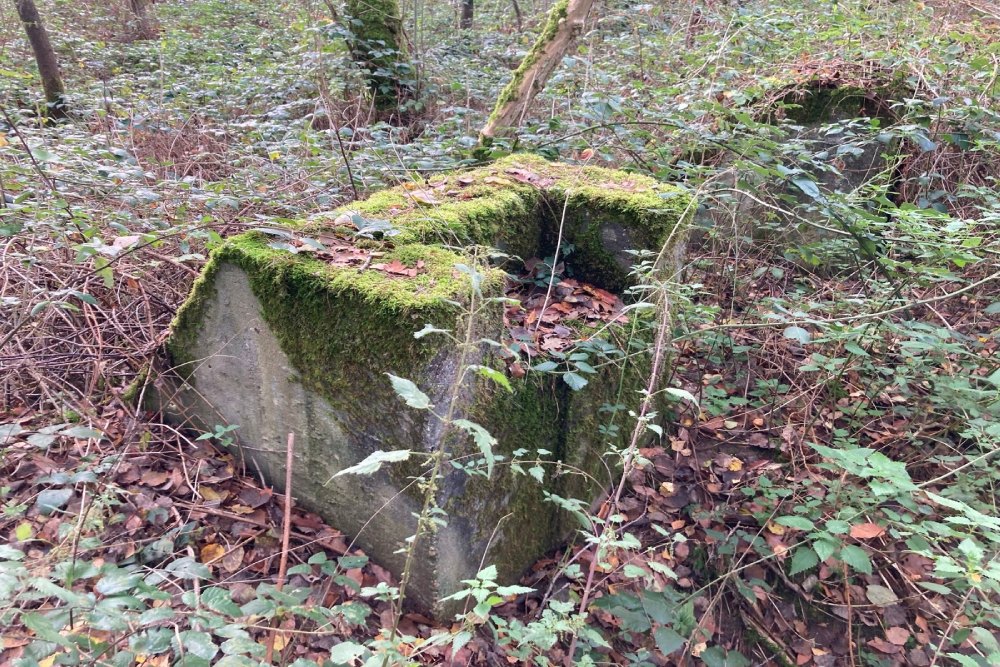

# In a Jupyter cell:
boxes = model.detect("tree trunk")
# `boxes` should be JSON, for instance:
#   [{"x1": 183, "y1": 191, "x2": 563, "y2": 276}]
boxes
[
  {"x1": 128, "y1": 0, "x2": 160, "y2": 40},
  {"x1": 460, "y1": 0, "x2": 473, "y2": 28},
  {"x1": 510, "y1": 0, "x2": 523, "y2": 31},
  {"x1": 345, "y1": 0, "x2": 415, "y2": 112},
  {"x1": 479, "y1": 0, "x2": 594, "y2": 142},
  {"x1": 14, "y1": 0, "x2": 66, "y2": 117}
]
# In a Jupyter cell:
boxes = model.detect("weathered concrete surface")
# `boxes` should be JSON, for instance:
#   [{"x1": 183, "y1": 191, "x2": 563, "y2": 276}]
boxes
[
  {"x1": 164, "y1": 154, "x2": 693, "y2": 617},
  {"x1": 693, "y1": 83, "x2": 900, "y2": 257}
]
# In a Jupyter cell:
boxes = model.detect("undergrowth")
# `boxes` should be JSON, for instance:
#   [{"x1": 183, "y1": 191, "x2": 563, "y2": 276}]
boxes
[{"x1": 1, "y1": 0, "x2": 999, "y2": 665}]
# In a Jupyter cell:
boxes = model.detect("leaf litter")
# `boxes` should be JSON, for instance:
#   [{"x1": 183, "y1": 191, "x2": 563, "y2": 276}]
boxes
[{"x1": 502, "y1": 259, "x2": 628, "y2": 367}]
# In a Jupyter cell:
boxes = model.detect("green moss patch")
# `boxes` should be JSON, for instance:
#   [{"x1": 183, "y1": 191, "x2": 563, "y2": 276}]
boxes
[{"x1": 309, "y1": 153, "x2": 693, "y2": 288}]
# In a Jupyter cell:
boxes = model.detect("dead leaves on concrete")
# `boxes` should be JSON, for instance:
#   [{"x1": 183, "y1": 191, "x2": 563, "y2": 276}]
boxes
[{"x1": 503, "y1": 265, "x2": 627, "y2": 365}]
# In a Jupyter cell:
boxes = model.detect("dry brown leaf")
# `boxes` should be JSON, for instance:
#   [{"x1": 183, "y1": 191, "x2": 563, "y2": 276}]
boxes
[
  {"x1": 221, "y1": 545, "x2": 245, "y2": 574},
  {"x1": 199, "y1": 486, "x2": 227, "y2": 503},
  {"x1": 849, "y1": 522, "x2": 885, "y2": 540},
  {"x1": 867, "y1": 637, "x2": 900, "y2": 654},
  {"x1": 886, "y1": 627, "x2": 910, "y2": 645},
  {"x1": 140, "y1": 470, "x2": 169, "y2": 487}
]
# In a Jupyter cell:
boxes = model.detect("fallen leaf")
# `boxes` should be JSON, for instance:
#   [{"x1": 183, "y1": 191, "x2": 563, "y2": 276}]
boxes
[
  {"x1": 850, "y1": 523, "x2": 885, "y2": 540},
  {"x1": 238, "y1": 487, "x2": 272, "y2": 508},
  {"x1": 221, "y1": 546, "x2": 245, "y2": 574},
  {"x1": 112, "y1": 235, "x2": 140, "y2": 250},
  {"x1": 867, "y1": 637, "x2": 900, "y2": 654},
  {"x1": 199, "y1": 486, "x2": 227, "y2": 503},
  {"x1": 200, "y1": 543, "x2": 225, "y2": 564},
  {"x1": 865, "y1": 584, "x2": 899, "y2": 607},
  {"x1": 886, "y1": 627, "x2": 910, "y2": 645},
  {"x1": 140, "y1": 470, "x2": 169, "y2": 487},
  {"x1": 409, "y1": 190, "x2": 440, "y2": 206}
]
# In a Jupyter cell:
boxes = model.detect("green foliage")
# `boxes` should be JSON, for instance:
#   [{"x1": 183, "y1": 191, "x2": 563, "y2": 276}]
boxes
[{"x1": 4, "y1": 0, "x2": 1000, "y2": 663}]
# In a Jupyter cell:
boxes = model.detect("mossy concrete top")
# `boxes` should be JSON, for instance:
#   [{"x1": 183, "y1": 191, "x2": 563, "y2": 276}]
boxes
[
  {"x1": 309, "y1": 153, "x2": 692, "y2": 290},
  {"x1": 171, "y1": 153, "x2": 693, "y2": 416}
]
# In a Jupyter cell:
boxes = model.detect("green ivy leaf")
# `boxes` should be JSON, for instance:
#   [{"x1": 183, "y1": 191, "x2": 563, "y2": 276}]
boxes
[
  {"x1": 60, "y1": 425, "x2": 104, "y2": 440},
  {"x1": 471, "y1": 365, "x2": 512, "y2": 392},
  {"x1": 791, "y1": 177, "x2": 821, "y2": 200},
  {"x1": 812, "y1": 535, "x2": 838, "y2": 563},
  {"x1": 15, "y1": 522, "x2": 32, "y2": 541},
  {"x1": 783, "y1": 325, "x2": 812, "y2": 344},
  {"x1": 563, "y1": 371, "x2": 588, "y2": 391},
  {"x1": 36, "y1": 488, "x2": 73, "y2": 515},
  {"x1": 180, "y1": 631, "x2": 218, "y2": 660},
  {"x1": 201, "y1": 587, "x2": 243, "y2": 617}
]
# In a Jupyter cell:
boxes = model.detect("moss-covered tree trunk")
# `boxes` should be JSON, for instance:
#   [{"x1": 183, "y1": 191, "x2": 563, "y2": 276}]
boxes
[
  {"x1": 479, "y1": 0, "x2": 594, "y2": 142},
  {"x1": 14, "y1": 0, "x2": 66, "y2": 118},
  {"x1": 345, "y1": 0, "x2": 415, "y2": 112},
  {"x1": 127, "y1": 0, "x2": 160, "y2": 40}
]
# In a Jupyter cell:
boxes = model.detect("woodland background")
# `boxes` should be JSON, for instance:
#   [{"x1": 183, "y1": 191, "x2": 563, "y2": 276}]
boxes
[{"x1": 1, "y1": 0, "x2": 1000, "y2": 665}]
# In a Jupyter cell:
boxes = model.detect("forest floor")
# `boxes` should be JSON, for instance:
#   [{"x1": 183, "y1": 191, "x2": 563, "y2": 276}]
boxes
[{"x1": 1, "y1": 0, "x2": 1000, "y2": 665}]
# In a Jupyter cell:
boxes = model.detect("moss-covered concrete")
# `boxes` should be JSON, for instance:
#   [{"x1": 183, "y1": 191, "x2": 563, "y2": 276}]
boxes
[
  {"x1": 165, "y1": 154, "x2": 692, "y2": 617},
  {"x1": 776, "y1": 83, "x2": 897, "y2": 125},
  {"x1": 311, "y1": 153, "x2": 692, "y2": 289}
]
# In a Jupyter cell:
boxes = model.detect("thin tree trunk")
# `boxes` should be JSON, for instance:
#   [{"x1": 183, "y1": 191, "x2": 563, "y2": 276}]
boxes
[
  {"x1": 460, "y1": 0, "x2": 473, "y2": 28},
  {"x1": 479, "y1": 0, "x2": 594, "y2": 142},
  {"x1": 510, "y1": 0, "x2": 523, "y2": 31},
  {"x1": 14, "y1": 0, "x2": 66, "y2": 117},
  {"x1": 322, "y1": 0, "x2": 340, "y2": 22},
  {"x1": 128, "y1": 0, "x2": 160, "y2": 40}
]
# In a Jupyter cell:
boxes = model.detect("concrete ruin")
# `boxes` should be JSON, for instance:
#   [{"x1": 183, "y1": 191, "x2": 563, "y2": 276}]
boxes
[{"x1": 163, "y1": 154, "x2": 692, "y2": 617}]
